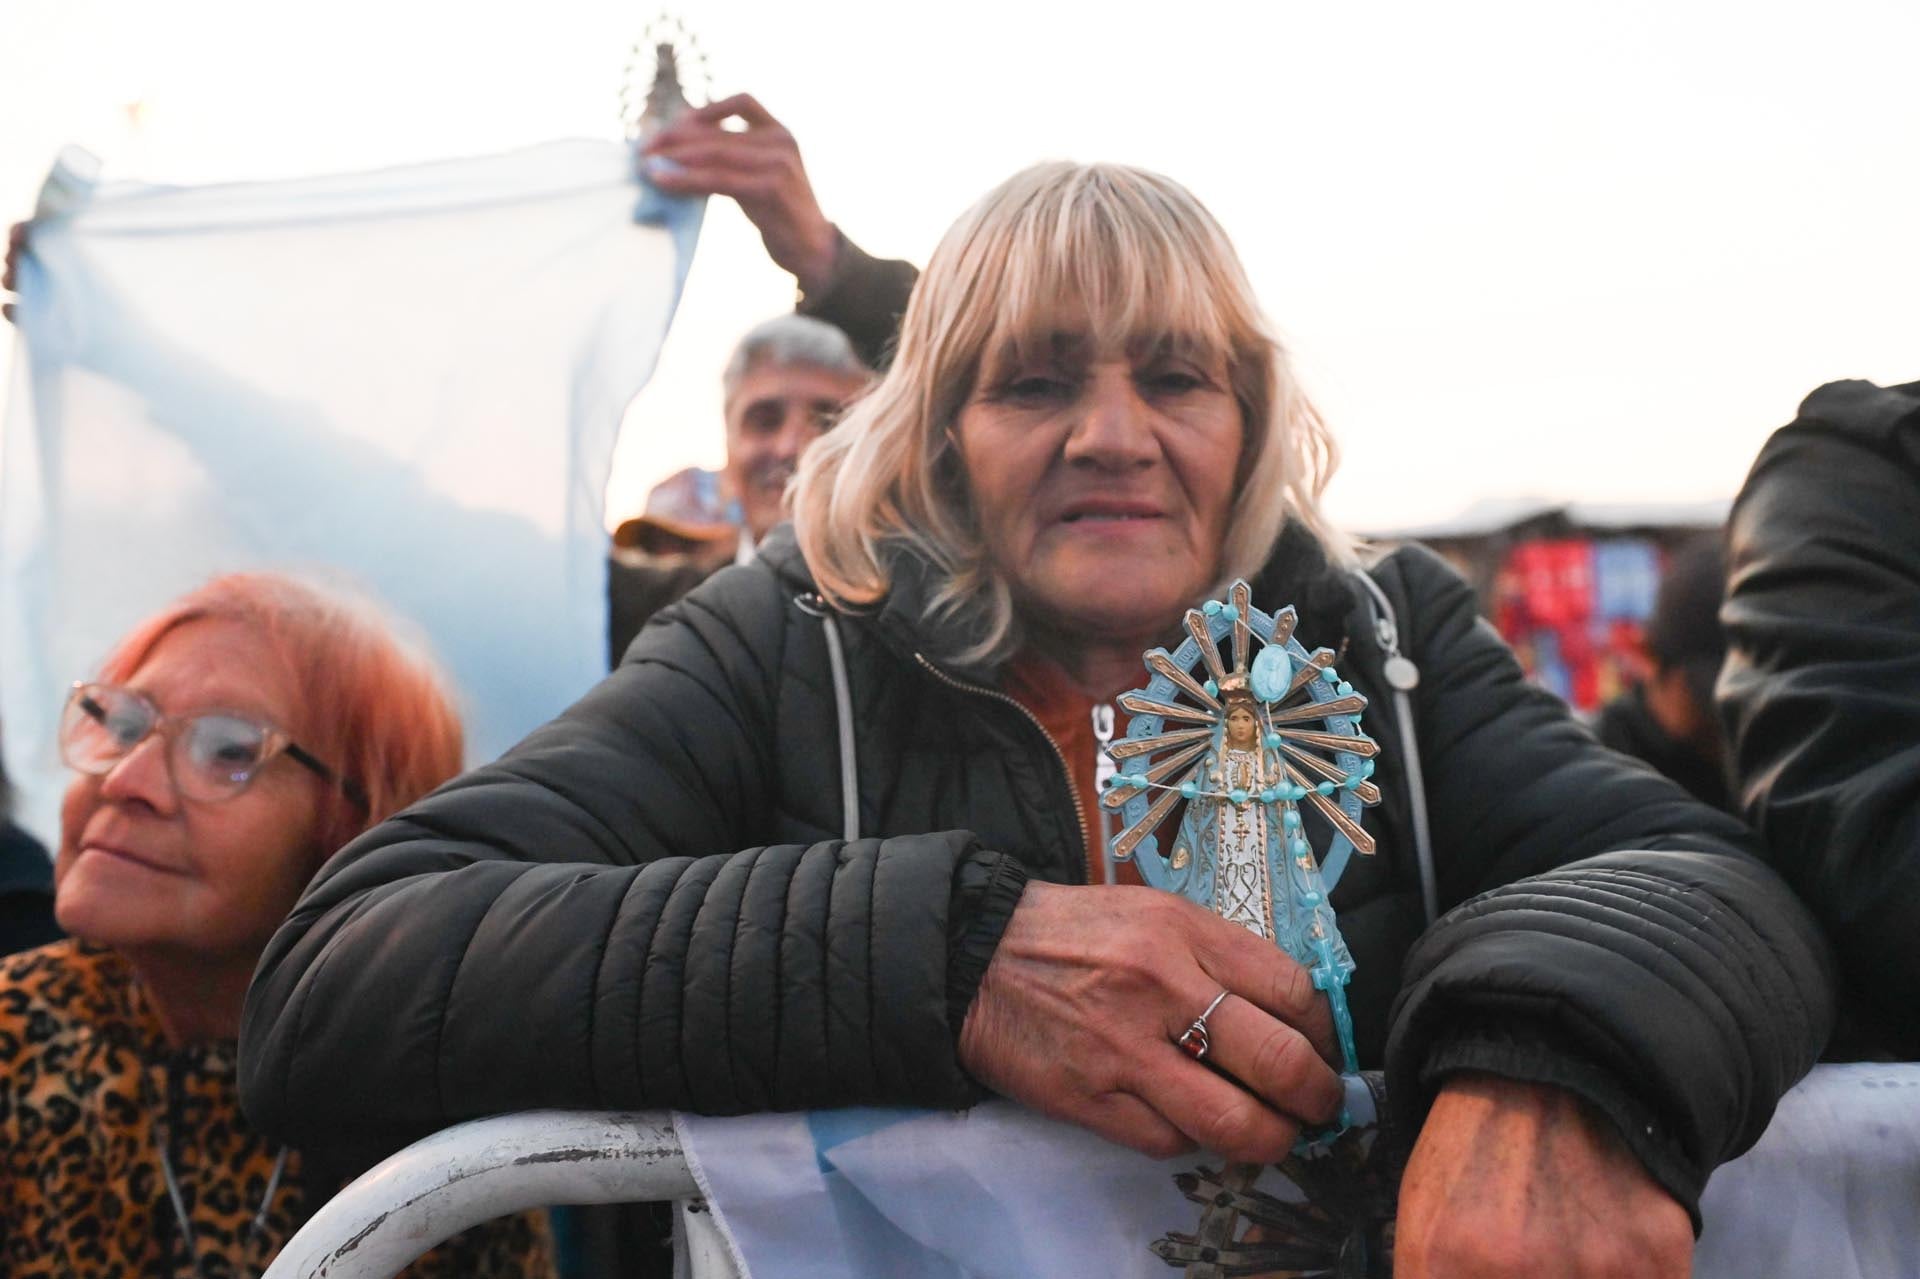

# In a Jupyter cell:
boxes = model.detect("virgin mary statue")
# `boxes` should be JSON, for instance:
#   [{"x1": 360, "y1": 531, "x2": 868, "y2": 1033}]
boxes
[
  {"x1": 1104, "y1": 584, "x2": 1379, "y2": 1073},
  {"x1": 1179, "y1": 680, "x2": 1355, "y2": 991}
]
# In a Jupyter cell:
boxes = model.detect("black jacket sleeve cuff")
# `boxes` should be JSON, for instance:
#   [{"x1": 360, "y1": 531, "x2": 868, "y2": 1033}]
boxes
[
  {"x1": 1408, "y1": 1023, "x2": 1706, "y2": 1234},
  {"x1": 795, "y1": 227, "x2": 919, "y2": 370},
  {"x1": 945, "y1": 851, "x2": 1030, "y2": 1049}
]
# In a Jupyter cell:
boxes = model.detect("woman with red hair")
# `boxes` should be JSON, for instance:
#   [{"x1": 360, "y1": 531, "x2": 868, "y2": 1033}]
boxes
[{"x1": 0, "y1": 573, "x2": 551, "y2": 1279}]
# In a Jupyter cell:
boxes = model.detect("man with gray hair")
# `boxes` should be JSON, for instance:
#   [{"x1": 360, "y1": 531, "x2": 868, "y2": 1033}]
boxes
[
  {"x1": 609, "y1": 314, "x2": 868, "y2": 661},
  {"x1": 719, "y1": 314, "x2": 867, "y2": 556}
]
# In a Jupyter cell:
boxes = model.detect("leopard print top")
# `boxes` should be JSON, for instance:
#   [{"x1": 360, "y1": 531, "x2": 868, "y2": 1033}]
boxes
[{"x1": 0, "y1": 940, "x2": 555, "y2": 1278}]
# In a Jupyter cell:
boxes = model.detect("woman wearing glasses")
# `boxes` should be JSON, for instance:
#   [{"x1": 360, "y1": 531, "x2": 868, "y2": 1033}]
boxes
[{"x1": 0, "y1": 573, "x2": 552, "y2": 1279}]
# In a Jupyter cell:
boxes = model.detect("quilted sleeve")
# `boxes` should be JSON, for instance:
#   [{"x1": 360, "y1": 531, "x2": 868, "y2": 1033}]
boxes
[
  {"x1": 794, "y1": 229, "x2": 918, "y2": 370},
  {"x1": 239, "y1": 568, "x2": 1021, "y2": 1153},
  {"x1": 1720, "y1": 381, "x2": 1920, "y2": 1053},
  {"x1": 1378, "y1": 546, "x2": 1834, "y2": 1220}
]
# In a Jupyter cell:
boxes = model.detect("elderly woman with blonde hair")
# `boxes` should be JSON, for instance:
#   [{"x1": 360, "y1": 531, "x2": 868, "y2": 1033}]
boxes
[
  {"x1": 242, "y1": 163, "x2": 1831, "y2": 1277},
  {"x1": 0, "y1": 573, "x2": 552, "y2": 1278}
]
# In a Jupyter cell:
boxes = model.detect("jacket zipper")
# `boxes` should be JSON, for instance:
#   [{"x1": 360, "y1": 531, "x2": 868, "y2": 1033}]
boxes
[
  {"x1": 913, "y1": 652, "x2": 1097, "y2": 886},
  {"x1": 1090, "y1": 703, "x2": 1117, "y2": 885}
]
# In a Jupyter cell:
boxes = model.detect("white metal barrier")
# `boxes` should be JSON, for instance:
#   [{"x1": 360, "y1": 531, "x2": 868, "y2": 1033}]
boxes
[
  {"x1": 259, "y1": 1065, "x2": 1920, "y2": 1279},
  {"x1": 259, "y1": 1111, "x2": 740, "y2": 1279}
]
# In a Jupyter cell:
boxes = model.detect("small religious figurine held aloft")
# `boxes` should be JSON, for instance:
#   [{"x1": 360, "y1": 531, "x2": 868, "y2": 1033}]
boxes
[{"x1": 1104, "y1": 580, "x2": 1380, "y2": 1076}]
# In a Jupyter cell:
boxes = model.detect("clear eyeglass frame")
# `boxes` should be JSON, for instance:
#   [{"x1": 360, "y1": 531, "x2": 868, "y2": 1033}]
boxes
[{"x1": 59, "y1": 681, "x2": 365, "y2": 808}]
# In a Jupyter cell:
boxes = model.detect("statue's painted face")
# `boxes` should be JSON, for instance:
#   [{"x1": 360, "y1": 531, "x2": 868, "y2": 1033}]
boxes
[{"x1": 1225, "y1": 704, "x2": 1258, "y2": 748}]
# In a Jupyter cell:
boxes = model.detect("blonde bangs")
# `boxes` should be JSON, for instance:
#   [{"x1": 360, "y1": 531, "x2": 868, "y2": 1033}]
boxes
[
  {"x1": 792, "y1": 160, "x2": 1353, "y2": 671},
  {"x1": 978, "y1": 169, "x2": 1240, "y2": 378}
]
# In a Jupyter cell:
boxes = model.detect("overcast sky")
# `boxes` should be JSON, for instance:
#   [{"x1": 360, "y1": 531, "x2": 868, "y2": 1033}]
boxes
[{"x1": 5, "y1": 0, "x2": 1916, "y2": 531}]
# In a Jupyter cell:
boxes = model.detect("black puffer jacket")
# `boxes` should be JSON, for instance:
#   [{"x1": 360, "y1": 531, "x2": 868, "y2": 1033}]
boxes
[
  {"x1": 241, "y1": 523, "x2": 1832, "y2": 1220},
  {"x1": 1722, "y1": 378, "x2": 1920, "y2": 1056}
]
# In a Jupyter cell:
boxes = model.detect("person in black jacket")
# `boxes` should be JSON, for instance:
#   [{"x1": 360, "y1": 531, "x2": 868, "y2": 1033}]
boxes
[
  {"x1": 242, "y1": 162, "x2": 1832, "y2": 1277},
  {"x1": 1721, "y1": 377, "x2": 1920, "y2": 1058},
  {"x1": 0, "y1": 746, "x2": 61, "y2": 957}
]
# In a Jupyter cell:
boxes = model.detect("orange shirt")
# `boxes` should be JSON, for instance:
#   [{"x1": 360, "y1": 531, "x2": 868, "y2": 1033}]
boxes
[{"x1": 1003, "y1": 652, "x2": 1145, "y2": 887}]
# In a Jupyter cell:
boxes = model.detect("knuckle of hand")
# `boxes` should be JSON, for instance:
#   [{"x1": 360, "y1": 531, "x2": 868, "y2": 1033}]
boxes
[
  {"x1": 1104, "y1": 1052, "x2": 1155, "y2": 1097},
  {"x1": 1200, "y1": 1099, "x2": 1259, "y2": 1153},
  {"x1": 1273, "y1": 961, "x2": 1313, "y2": 1015},
  {"x1": 1250, "y1": 1028, "x2": 1307, "y2": 1087},
  {"x1": 1142, "y1": 887, "x2": 1189, "y2": 928},
  {"x1": 1102, "y1": 945, "x2": 1166, "y2": 995}
]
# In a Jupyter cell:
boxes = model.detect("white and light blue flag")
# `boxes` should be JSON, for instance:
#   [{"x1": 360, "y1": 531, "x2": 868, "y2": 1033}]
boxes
[
  {"x1": 676, "y1": 1064, "x2": 1920, "y2": 1278},
  {"x1": 2, "y1": 140, "x2": 701, "y2": 841}
]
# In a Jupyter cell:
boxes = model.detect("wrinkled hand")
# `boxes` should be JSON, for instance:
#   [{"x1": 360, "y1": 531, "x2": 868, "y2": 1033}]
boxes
[
  {"x1": 642, "y1": 93, "x2": 839, "y2": 294},
  {"x1": 957, "y1": 882, "x2": 1344, "y2": 1163},
  {"x1": 1396, "y1": 1073, "x2": 1693, "y2": 1278},
  {"x1": 3, "y1": 221, "x2": 25, "y2": 323}
]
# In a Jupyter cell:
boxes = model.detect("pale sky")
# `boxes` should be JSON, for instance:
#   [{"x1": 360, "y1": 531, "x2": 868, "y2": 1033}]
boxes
[{"x1": 5, "y1": 0, "x2": 1917, "y2": 532}]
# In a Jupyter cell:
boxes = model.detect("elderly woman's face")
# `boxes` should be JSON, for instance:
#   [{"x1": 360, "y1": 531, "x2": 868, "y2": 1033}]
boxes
[
  {"x1": 956, "y1": 332, "x2": 1242, "y2": 650},
  {"x1": 54, "y1": 618, "x2": 326, "y2": 971}
]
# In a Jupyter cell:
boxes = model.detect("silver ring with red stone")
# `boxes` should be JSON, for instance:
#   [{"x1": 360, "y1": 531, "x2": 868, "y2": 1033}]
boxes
[{"x1": 1175, "y1": 990, "x2": 1231, "y2": 1061}]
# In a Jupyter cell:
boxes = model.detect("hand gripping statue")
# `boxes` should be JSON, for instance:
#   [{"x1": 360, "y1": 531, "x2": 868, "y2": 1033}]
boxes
[
  {"x1": 1103, "y1": 581, "x2": 1394, "y2": 1276},
  {"x1": 1103, "y1": 579, "x2": 1378, "y2": 1076}
]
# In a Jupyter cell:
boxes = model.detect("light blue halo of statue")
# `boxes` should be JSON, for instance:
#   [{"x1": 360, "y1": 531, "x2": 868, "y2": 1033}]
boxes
[{"x1": 1101, "y1": 579, "x2": 1381, "y2": 1081}]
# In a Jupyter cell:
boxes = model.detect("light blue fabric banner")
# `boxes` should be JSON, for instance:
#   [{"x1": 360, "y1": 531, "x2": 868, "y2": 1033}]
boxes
[
  {"x1": 676, "y1": 1064, "x2": 1920, "y2": 1278},
  {"x1": 1, "y1": 141, "x2": 701, "y2": 843}
]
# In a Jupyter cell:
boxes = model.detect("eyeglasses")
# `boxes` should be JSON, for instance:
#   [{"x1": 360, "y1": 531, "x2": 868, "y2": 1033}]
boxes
[{"x1": 60, "y1": 682, "x2": 367, "y2": 808}]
